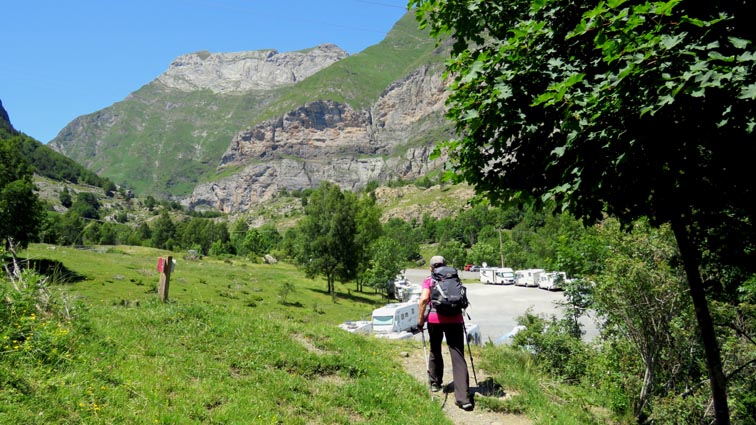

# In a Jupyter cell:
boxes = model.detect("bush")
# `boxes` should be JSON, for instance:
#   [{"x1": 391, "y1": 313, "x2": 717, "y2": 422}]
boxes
[
  {"x1": 583, "y1": 338, "x2": 639, "y2": 416},
  {"x1": 512, "y1": 311, "x2": 590, "y2": 383},
  {"x1": 1, "y1": 266, "x2": 85, "y2": 369}
]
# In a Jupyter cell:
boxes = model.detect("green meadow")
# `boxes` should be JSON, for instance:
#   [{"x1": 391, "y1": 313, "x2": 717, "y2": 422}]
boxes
[
  {"x1": 3, "y1": 244, "x2": 448, "y2": 424},
  {"x1": 3, "y1": 244, "x2": 620, "y2": 424}
]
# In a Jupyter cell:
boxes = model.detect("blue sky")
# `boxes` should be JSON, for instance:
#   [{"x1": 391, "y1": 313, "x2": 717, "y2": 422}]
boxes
[{"x1": 1, "y1": 0, "x2": 410, "y2": 143}]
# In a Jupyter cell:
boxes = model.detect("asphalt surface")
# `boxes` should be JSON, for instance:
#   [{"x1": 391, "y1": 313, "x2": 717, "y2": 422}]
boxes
[{"x1": 403, "y1": 268, "x2": 598, "y2": 343}]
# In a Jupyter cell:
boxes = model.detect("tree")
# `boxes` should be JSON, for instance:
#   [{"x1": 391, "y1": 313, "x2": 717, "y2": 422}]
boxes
[
  {"x1": 468, "y1": 241, "x2": 498, "y2": 267},
  {"x1": 354, "y1": 195, "x2": 384, "y2": 292},
  {"x1": 382, "y1": 218, "x2": 421, "y2": 261},
  {"x1": 0, "y1": 136, "x2": 43, "y2": 249},
  {"x1": 69, "y1": 192, "x2": 100, "y2": 220},
  {"x1": 296, "y1": 182, "x2": 359, "y2": 299},
  {"x1": 438, "y1": 239, "x2": 466, "y2": 268},
  {"x1": 151, "y1": 210, "x2": 176, "y2": 250},
  {"x1": 364, "y1": 237, "x2": 404, "y2": 298},
  {"x1": 411, "y1": 1, "x2": 756, "y2": 421},
  {"x1": 593, "y1": 219, "x2": 696, "y2": 418},
  {"x1": 59, "y1": 186, "x2": 72, "y2": 208}
]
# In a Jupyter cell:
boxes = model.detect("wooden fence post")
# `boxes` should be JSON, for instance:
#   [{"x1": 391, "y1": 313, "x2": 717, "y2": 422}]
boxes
[{"x1": 157, "y1": 255, "x2": 173, "y2": 302}]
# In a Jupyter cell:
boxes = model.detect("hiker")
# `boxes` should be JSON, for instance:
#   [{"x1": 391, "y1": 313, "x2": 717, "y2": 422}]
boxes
[{"x1": 417, "y1": 255, "x2": 473, "y2": 411}]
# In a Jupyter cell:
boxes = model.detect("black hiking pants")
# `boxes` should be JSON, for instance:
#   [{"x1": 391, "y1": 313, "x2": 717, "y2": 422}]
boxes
[{"x1": 427, "y1": 322, "x2": 470, "y2": 405}]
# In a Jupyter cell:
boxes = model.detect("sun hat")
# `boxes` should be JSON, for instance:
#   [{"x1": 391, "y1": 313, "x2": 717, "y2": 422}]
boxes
[{"x1": 430, "y1": 255, "x2": 446, "y2": 268}]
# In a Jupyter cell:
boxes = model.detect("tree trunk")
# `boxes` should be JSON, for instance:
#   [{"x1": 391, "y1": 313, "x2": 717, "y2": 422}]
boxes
[
  {"x1": 670, "y1": 217, "x2": 730, "y2": 424},
  {"x1": 637, "y1": 356, "x2": 653, "y2": 418}
]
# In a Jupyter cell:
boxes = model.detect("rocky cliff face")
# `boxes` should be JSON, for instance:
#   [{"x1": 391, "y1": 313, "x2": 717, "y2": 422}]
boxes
[
  {"x1": 156, "y1": 44, "x2": 348, "y2": 93},
  {"x1": 183, "y1": 64, "x2": 451, "y2": 213}
]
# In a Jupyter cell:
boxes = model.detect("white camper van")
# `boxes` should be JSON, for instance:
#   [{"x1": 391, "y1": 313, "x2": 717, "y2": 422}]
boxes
[
  {"x1": 480, "y1": 267, "x2": 515, "y2": 285},
  {"x1": 371, "y1": 302, "x2": 418, "y2": 334},
  {"x1": 538, "y1": 271, "x2": 568, "y2": 291},
  {"x1": 515, "y1": 268, "x2": 545, "y2": 287}
]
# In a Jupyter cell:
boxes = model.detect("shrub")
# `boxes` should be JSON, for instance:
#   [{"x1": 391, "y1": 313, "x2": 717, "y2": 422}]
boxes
[
  {"x1": 1, "y1": 265, "x2": 85, "y2": 369},
  {"x1": 512, "y1": 311, "x2": 590, "y2": 383}
]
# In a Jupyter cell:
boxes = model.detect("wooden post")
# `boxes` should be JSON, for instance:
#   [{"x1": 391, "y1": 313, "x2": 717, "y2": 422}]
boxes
[{"x1": 158, "y1": 255, "x2": 173, "y2": 302}]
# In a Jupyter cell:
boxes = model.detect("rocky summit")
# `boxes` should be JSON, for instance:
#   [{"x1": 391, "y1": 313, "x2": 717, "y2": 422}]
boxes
[{"x1": 156, "y1": 44, "x2": 349, "y2": 93}]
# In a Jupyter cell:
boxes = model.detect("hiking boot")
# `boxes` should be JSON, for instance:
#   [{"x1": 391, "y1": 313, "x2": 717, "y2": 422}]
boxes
[
  {"x1": 457, "y1": 401, "x2": 474, "y2": 411},
  {"x1": 430, "y1": 383, "x2": 442, "y2": 393}
]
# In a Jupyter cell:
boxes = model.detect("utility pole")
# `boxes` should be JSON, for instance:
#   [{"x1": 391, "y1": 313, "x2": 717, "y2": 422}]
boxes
[{"x1": 498, "y1": 228, "x2": 505, "y2": 267}]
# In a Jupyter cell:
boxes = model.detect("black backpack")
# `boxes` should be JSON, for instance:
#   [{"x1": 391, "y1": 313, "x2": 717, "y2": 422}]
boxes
[{"x1": 430, "y1": 266, "x2": 469, "y2": 316}]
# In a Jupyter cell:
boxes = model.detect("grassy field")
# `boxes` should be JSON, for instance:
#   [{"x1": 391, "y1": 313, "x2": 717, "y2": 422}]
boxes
[
  {"x1": 4, "y1": 244, "x2": 624, "y2": 424},
  {"x1": 3, "y1": 244, "x2": 448, "y2": 424}
]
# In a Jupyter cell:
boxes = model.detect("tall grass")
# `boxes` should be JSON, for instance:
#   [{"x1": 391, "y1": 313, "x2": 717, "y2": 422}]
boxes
[{"x1": 477, "y1": 344, "x2": 620, "y2": 424}]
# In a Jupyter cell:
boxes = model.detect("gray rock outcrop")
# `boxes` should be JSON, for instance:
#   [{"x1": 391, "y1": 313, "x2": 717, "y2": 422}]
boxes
[
  {"x1": 182, "y1": 64, "x2": 451, "y2": 213},
  {"x1": 156, "y1": 44, "x2": 348, "y2": 93}
]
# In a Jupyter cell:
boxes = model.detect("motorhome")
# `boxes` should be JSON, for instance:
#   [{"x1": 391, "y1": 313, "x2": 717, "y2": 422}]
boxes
[
  {"x1": 538, "y1": 271, "x2": 568, "y2": 291},
  {"x1": 480, "y1": 267, "x2": 516, "y2": 285},
  {"x1": 393, "y1": 275, "x2": 422, "y2": 302},
  {"x1": 371, "y1": 302, "x2": 418, "y2": 334},
  {"x1": 515, "y1": 269, "x2": 545, "y2": 287}
]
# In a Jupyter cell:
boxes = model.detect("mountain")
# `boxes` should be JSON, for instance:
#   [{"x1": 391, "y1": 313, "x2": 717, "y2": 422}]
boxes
[
  {"x1": 1, "y1": 99, "x2": 112, "y2": 189},
  {"x1": 0, "y1": 100, "x2": 12, "y2": 135},
  {"x1": 49, "y1": 11, "x2": 453, "y2": 213}
]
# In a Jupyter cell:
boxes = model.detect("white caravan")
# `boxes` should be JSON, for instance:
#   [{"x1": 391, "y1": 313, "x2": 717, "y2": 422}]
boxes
[
  {"x1": 393, "y1": 275, "x2": 422, "y2": 302},
  {"x1": 480, "y1": 267, "x2": 516, "y2": 285},
  {"x1": 371, "y1": 302, "x2": 418, "y2": 334},
  {"x1": 538, "y1": 271, "x2": 568, "y2": 291},
  {"x1": 515, "y1": 269, "x2": 545, "y2": 287}
]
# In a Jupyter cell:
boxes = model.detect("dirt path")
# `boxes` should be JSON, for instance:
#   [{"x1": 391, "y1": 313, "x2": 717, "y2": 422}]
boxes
[{"x1": 399, "y1": 346, "x2": 533, "y2": 425}]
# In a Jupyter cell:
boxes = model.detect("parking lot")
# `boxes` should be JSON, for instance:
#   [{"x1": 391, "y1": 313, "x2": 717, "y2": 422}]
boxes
[{"x1": 403, "y1": 268, "x2": 598, "y2": 343}]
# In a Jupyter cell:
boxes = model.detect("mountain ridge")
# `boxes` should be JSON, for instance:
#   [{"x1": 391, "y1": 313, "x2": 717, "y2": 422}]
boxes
[{"x1": 47, "y1": 11, "x2": 452, "y2": 212}]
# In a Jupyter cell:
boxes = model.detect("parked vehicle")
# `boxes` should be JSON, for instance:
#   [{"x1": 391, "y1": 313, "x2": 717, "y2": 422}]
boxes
[
  {"x1": 538, "y1": 271, "x2": 568, "y2": 291},
  {"x1": 393, "y1": 275, "x2": 421, "y2": 302},
  {"x1": 515, "y1": 268, "x2": 545, "y2": 287},
  {"x1": 371, "y1": 302, "x2": 418, "y2": 334},
  {"x1": 469, "y1": 265, "x2": 480, "y2": 272},
  {"x1": 480, "y1": 267, "x2": 515, "y2": 285}
]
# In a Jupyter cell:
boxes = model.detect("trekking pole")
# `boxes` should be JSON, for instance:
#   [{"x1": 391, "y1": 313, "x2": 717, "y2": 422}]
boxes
[
  {"x1": 421, "y1": 328, "x2": 434, "y2": 400},
  {"x1": 463, "y1": 318, "x2": 479, "y2": 386}
]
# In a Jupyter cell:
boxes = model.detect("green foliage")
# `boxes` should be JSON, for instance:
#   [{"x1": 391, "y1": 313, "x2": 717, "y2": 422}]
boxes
[
  {"x1": 593, "y1": 219, "x2": 700, "y2": 418},
  {"x1": 68, "y1": 191, "x2": 101, "y2": 220},
  {"x1": 296, "y1": 182, "x2": 360, "y2": 296},
  {"x1": 479, "y1": 344, "x2": 615, "y2": 423},
  {"x1": 512, "y1": 312, "x2": 591, "y2": 383},
  {"x1": 58, "y1": 187, "x2": 72, "y2": 208},
  {"x1": 411, "y1": 7, "x2": 756, "y2": 420},
  {"x1": 363, "y1": 237, "x2": 404, "y2": 297},
  {"x1": 468, "y1": 241, "x2": 498, "y2": 267},
  {"x1": 277, "y1": 281, "x2": 295, "y2": 305},
  {"x1": 382, "y1": 218, "x2": 421, "y2": 262},
  {"x1": 1, "y1": 265, "x2": 86, "y2": 401},
  {"x1": 437, "y1": 239, "x2": 466, "y2": 268},
  {"x1": 150, "y1": 210, "x2": 176, "y2": 250},
  {"x1": 0, "y1": 136, "x2": 43, "y2": 249},
  {"x1": 16, "y1": 132, "x2": 113, "y2": 188}
]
